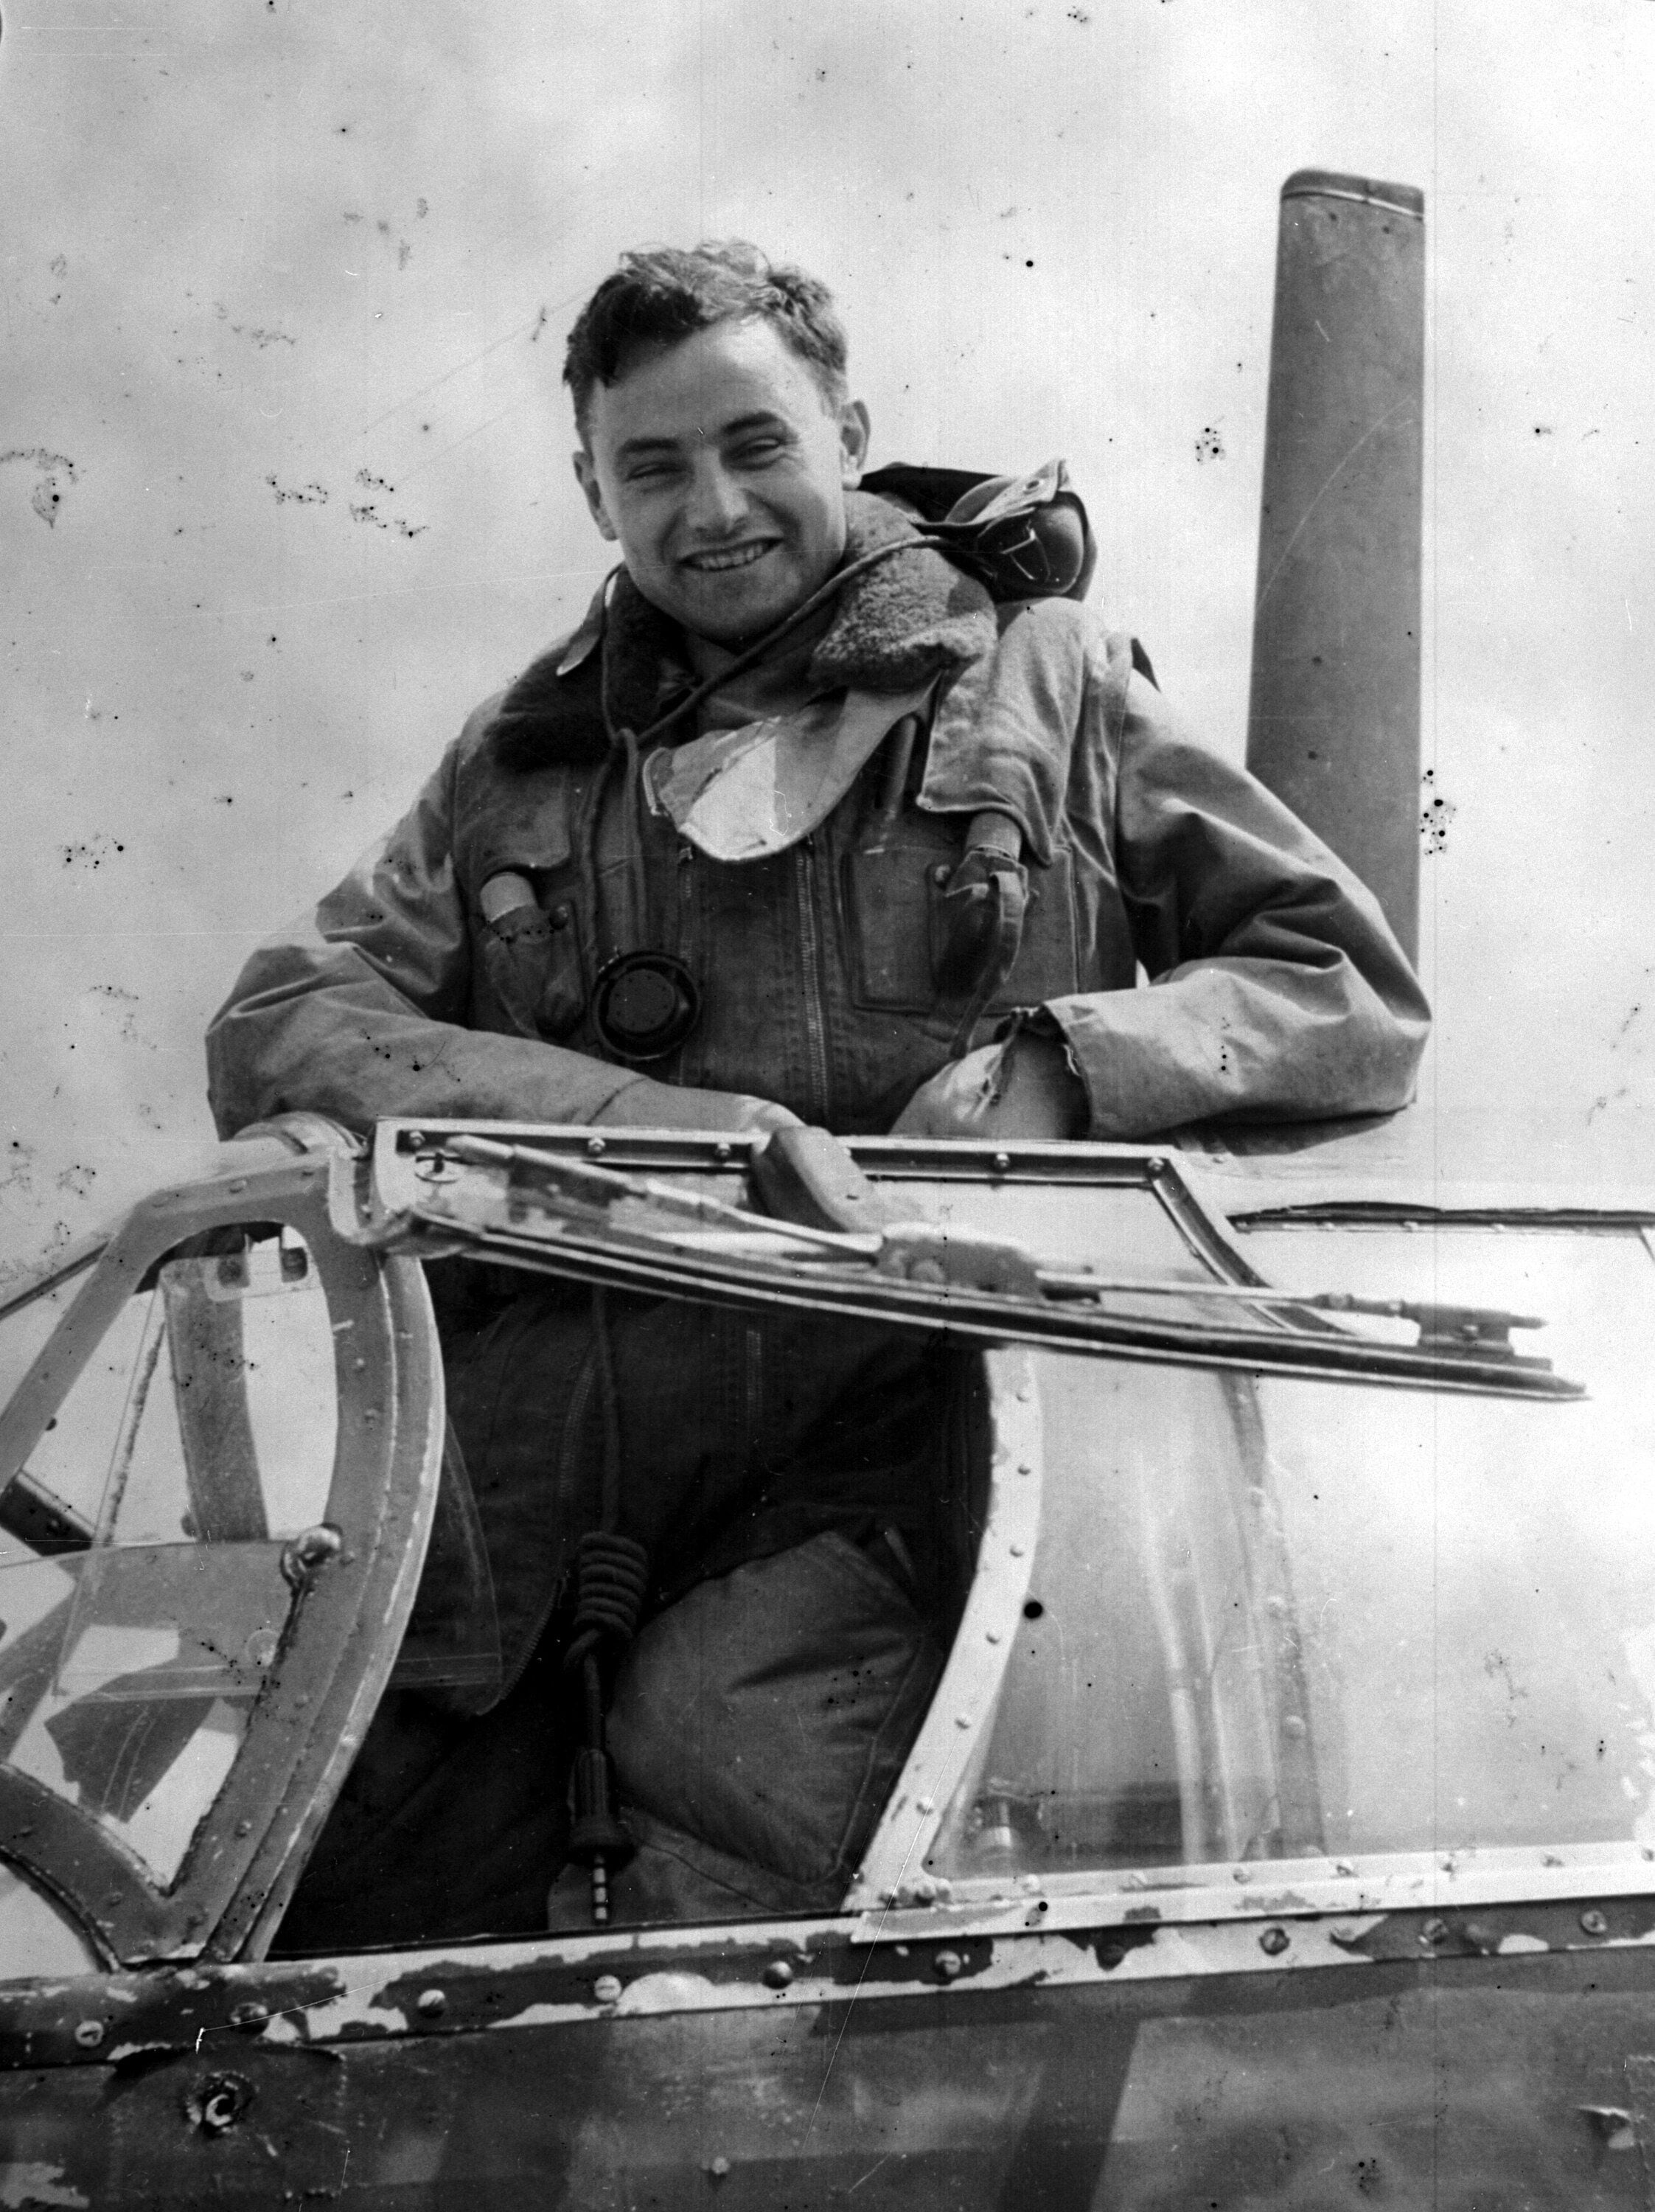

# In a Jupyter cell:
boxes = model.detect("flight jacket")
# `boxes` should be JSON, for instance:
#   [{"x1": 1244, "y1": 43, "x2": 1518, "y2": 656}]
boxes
[{"x1": 205, "y1": 493, "x2": 1430, "y2": 1145}]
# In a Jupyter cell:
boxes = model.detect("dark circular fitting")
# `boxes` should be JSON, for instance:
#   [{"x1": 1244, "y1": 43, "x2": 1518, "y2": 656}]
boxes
[
  {"x1": 1258, "y1": 1925, "x2": 1291, "y2": 1957},
  {"x1": 189, "y1": 2071, "x2": 254, "y2": 2135},
  {"x1": 590, "y1": 952, "x2": 701, "y2": 1064},
  {"x1": 1580, "y1": 1907, "x2": 1610, "y2": 1938}
]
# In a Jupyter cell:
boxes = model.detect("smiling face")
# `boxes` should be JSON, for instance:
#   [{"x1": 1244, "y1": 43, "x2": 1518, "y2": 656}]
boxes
[{"x1": 573, "y1": 317, "x2": 871, "y2": 648}]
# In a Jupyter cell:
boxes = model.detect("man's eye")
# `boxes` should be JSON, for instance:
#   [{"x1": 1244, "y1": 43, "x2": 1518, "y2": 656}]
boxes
[
  {"x1": 626, "y1": 461, "x2": 680, "y2": 485},
  {"x1": 734, "y1": 439, "x2": 785, "y2": 465}
]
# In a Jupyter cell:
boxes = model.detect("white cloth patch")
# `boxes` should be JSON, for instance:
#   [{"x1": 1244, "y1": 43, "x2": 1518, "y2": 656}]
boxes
[{"x1": 644, "y1": 682, "x2": 933, "y2": 863}]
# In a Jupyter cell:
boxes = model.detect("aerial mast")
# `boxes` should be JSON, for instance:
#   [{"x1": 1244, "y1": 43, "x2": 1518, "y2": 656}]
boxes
[{"x1": 1245, "y1": 170, "x2": 1426, "y2": 962}]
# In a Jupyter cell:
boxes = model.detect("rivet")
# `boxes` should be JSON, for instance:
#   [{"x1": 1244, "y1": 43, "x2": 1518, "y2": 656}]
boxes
[
  {"x1": 1016, "y1": 1377, "x2": 1034, "y2": 1402},
  {"x1": 587, "y1": 1137, "x2": 607, "y2": 1158},
  {"x1": 1423, "y1": 1917, "x2": 1449, "y2": 1945},
  {"x1": 228, "y1": 1178, "x2": 248, "y2": 1194},
  {"x1": 992, "y1": 1151, "x2": 1011, "y2": 1174},
  {"x1": 933, "y1": 1950, "x2": 964, "y2": 1980},
  {"x1": 955, "y1": 1714, "x2": 972, "y2": 1730},
  {"x1": 1097, "y1": 1941, "x2": 1126, "y2": 1969},
  {"x1": 1017, "y1": 1462, "x2": 1031, "y2": 1477},
  {"x1": 1334, "y1": 1860, "x2": 1354, "y2": 1876},
  {"x1": 714, "y1": 1142, "x2": 731, "y2": 1163},
  {"x1": 916, "y1": 1796, "x2": 935, "y2": 1815},
  {"x1": 550, "y1": 905, "x2": 571, "y2": 929},
  {"x1": 1258, "y1": 1925, "x2": 1290, "y2": 1956},
  {"x1": 73, "y1": 2020, "x2": 105, "y2": 2049},
  {"x1": 593, "y1": 1974, "x2": 622, "y2": 2006},
  {"x1": 417, "y1": 1987, "x2": 447, "y2": 2017},
  {"x1": 1232, "y1": 1868, "x2": 1250, "y2": 1885},
  {"x1": 932, "y1": 863, "x2": 952, "y2": 887},
  {"x1": 1020, "y1": 1874, "x2": 1042, "y2": 1895},
  {"x1": 1008, "y1": 1543, "x2": 1025, "y2": 1558},
  {"x1": 1581, "y1": 1908, "x2": 1610, "y2": 1938},
  {"x1": 706, "y1": 2156, "x2": 731, "y2": 2180},
  {"x1": 405, "y1": 1130, "x2": 425, "y2": 1150},
  {"x1": 1282, "y1": 1714, "x2": 1307, "y2": 1739},
  {"x1": 985, "y1": 1629, "x2": 1001, "y2": 1644},
  {"x1": 352, "y1": 1357, "x2": 368, "y2": 1372},
  {"x1": 762, "y1": 1960, "x2": 794, "y2": 1990},
  {"x1": 229, "y1": 2001, "x2": 268, "y2": 2030},
  {"x1": 362, "y1": 1408, "x2": 380, "y2": 1425}
]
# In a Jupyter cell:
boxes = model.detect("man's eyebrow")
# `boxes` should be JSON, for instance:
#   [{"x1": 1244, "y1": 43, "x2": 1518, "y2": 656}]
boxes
[
  {"x1": 717, "y1": 411, "x2": 794, "y2": 440},
  {"x1": 613, "y1": 412, "x2": 795, "y2": 462}
]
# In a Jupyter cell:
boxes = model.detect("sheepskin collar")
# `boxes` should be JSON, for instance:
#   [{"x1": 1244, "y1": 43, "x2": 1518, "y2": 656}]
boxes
[{"x1": 487, "y1": 492, "x2": 997, "y2": 773}]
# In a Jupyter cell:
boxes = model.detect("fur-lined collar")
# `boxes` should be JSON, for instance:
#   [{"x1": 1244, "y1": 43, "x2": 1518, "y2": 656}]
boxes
[{"x1": 487, "y1": 492, "x2": 997, "y2": 773}]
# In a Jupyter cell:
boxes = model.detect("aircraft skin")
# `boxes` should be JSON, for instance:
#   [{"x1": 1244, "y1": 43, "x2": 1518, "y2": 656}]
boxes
[{"x1": 5, "y1": 1902, "x2": 1655, "y2": 2207}]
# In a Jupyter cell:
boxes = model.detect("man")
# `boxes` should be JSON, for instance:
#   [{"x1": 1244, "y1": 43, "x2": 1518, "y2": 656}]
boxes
[{"x1": 208, "y1": 243, "x2": 1428, "y2": 1942}]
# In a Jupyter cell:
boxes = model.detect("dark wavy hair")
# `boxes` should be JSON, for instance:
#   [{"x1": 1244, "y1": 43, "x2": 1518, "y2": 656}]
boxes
[{"x1": 563, "y1": 240, "x2": 849, "y2": 440}]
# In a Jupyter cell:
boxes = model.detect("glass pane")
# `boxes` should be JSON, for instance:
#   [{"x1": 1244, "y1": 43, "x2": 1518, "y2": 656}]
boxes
[
  {"x1": 0, "y1": 1231, "x2": 337, "y2": 1882},
  {"x1": 899, "y1": 1180, "x2": 1213, "y2": 1284},
  {"x1": 931, "y1": 1354, "x2": 1300, "y2": 1879},
  {"x1": 0, "y1": 1270, "x2": 90, "y2": 1451},
  {"x1": 0, "y1": 1537, "x2": 299, "y2": 1883},
  {"x1": 24, "y1": 1235, "x2": 337, "y2": 1545},
  {"x1": 0, "y1": 1860, "x2": 100, "y2": 1978},
  {"x1": 926, "y1": 1225, "x2": 1655, "y2": 1885}
]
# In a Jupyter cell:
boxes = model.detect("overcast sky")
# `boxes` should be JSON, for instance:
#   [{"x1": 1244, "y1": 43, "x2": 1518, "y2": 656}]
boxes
[{"x1": 1, "y1": 0, "x2": 1652, "y2": 1267}]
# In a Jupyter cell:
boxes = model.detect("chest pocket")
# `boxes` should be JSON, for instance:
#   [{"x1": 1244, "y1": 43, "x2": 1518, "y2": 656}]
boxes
[
  {"x1": 477, "y1": 863, "x2": 590, "y2": 1041},
  {"x1": 843, "y1": 832, "x2": 1079, "y2": 1017}
]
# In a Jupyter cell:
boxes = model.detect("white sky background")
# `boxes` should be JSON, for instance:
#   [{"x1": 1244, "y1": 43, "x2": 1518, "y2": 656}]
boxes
[{"x1": 1, "y1": 0, "x2": 1651, "y2": 1265}]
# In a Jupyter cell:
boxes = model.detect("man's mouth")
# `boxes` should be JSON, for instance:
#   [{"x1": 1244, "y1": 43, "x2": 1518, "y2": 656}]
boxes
[{"x1": 682, "y1": 540, "x2": 776, "y2": 575}]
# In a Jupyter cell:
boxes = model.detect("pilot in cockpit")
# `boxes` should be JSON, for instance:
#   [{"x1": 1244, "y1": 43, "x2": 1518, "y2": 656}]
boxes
[{"x1": 204, "y1": 240, "x2": 1429, "y2": 1945}]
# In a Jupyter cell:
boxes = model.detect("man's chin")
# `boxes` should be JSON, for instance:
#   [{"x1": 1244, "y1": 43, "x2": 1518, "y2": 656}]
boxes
[{"x1": 671, "y1": 557, "x2": 809, "y2": 647}]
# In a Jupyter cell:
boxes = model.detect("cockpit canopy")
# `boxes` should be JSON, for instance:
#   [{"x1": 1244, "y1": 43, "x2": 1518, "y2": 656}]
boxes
[{"x1": 0, "y1": 1119, "x2": 1650, "y2": 1969}]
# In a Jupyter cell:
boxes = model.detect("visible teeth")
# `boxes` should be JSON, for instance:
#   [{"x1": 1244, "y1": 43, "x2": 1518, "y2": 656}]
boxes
[{"x1": 686, "y1": 543, "x2": 772, "y2": 573}]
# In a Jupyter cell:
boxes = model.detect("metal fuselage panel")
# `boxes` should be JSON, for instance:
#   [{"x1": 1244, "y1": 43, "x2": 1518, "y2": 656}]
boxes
[{"x1": 4, "y1": 1941, "x2": 1655, "y2": 2208}]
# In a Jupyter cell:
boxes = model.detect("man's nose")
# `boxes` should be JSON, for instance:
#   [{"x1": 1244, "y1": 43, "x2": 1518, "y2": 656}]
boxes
[{"x1": 683, "y1": 457, "x2": 750, "y2": 539}]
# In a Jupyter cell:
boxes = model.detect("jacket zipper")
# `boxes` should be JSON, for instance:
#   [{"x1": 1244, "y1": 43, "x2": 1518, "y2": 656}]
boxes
[{"x1": 795, "y1": 835, "x2": 832, "y2": 1122}]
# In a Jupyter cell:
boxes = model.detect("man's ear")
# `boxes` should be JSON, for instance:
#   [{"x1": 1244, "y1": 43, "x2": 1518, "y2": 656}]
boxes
[
  {"x1": 837, "y1": 400, "x2": 871, "y2": 487},
  {"x1": 573, "y1": 448, "x2": 618, "y2": 543}
]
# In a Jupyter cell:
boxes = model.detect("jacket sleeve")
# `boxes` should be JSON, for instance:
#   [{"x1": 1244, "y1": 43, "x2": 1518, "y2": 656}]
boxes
[
  {"x1": 205, "y1": 728, "x2": 655, "y2": 1138},
  {"x1": 1038, "y1": 662, "x2": 1431, "y2": 1139}
]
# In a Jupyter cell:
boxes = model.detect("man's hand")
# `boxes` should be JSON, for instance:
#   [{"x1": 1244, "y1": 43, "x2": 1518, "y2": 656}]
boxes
[{"x1": 891, "y1": 1029, "x2": 1088, "y2": 1141}]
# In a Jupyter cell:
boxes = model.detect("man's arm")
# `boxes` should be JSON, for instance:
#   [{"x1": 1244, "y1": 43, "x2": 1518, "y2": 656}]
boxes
[
  {"x1": 205, "y1": 726, "x2": 792, "y2": 1139},
  {"x1": 895, "y1": 655, "x2": 1429, "y2": 1141}
]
